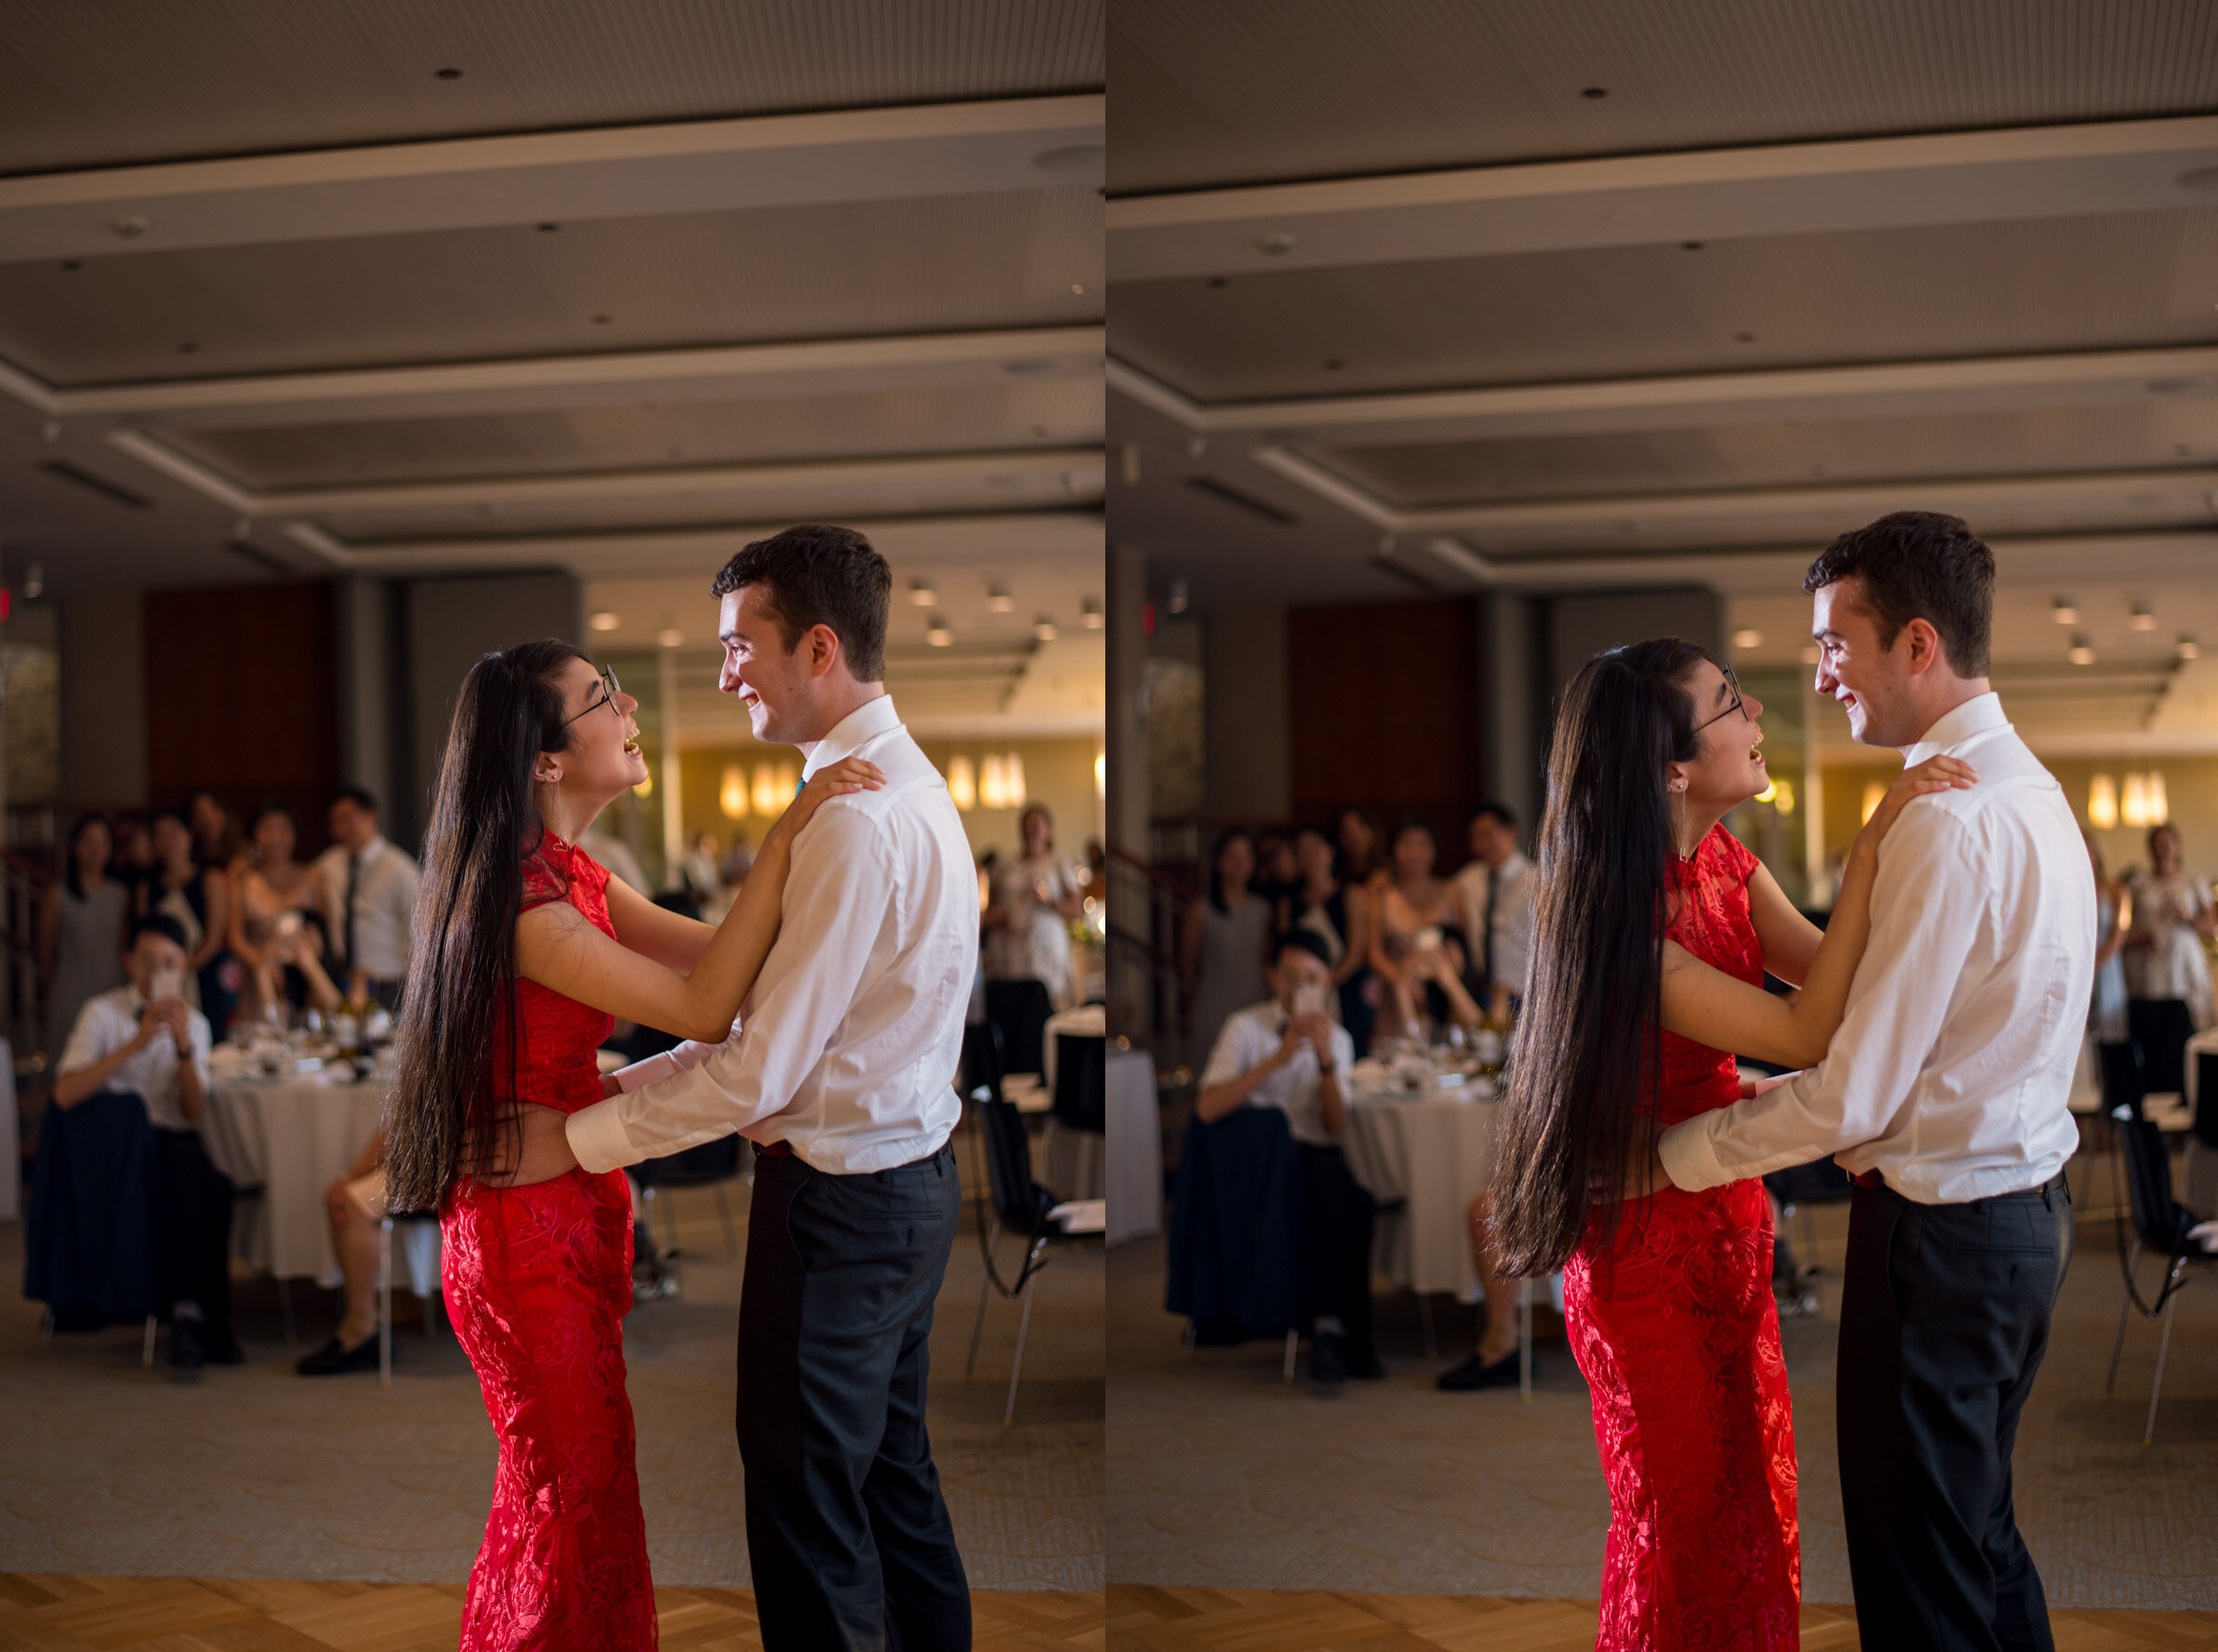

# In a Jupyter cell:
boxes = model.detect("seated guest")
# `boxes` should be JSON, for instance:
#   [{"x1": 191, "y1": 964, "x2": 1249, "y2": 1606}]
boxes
[
  {"x1": 314, "y1": 787, "x2": 421, "y2": 1011},
  {"x1": 229, "y1": 803, "x2": 327, "y2": 1026},
  {"x1": 1284, "y1": 822, "x2": 1373, "y2": 1054},
  {"x1": 1385, "y1": 923, "x2": 1491, "y2": 1042},
  {"x1": 267, "y1": 921, "x2": 345, "y2": 1018},
  {"x1": 1196, "y1": 929, "x2": 1380, "y2": 1384},
  {"x1": 298, "y1": 1126, "x2": 390, "y2": 1375},
  {"x1": 53, "y1": 915, "x2": 236, "y2": 1370}
]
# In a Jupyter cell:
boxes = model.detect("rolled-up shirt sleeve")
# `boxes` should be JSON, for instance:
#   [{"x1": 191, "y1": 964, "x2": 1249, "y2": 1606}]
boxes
[
  {"x1": 1657, "y1": 806, "x2": 1985, "y2": 1192},
  {"x1": 566, "y1": 806, "x2": 889, "y2": 1174}
]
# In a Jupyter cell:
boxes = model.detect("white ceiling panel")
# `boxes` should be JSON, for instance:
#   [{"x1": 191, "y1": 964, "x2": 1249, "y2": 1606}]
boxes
[{"x1": 0, "y1": 0, "x2": 1102, "y2": 174}]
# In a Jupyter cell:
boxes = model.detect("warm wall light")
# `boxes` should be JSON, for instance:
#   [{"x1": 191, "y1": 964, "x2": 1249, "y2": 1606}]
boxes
[
  {"x1": 2089, "y1": 773, "x2": 2118, "y2": 830},
  {"x1": 718, "y1": 766, "x2": 749, "y2": 819},
  {"x1": 751, "y1": 764, "x2": 782, "y2": 816},
  {"x1": 980, "y1": 755, "x2": 1009, "y2": 810},
  {"x1": 1732, "y1": 628, "x2": 1763, "y2": 650},
  {"x1": 1754, "y1": 779, "x2": 1778, "y2": 803},
  {"x1": 1861, "y1": 781, "x2": 1886, "y2": 824},
  {"x1": 1095, "y1": 749, "x2": 1105, "y2": 798},
  {"x1": 948, "y1": 756, "x2": 977, "y2": 810},
  {"x1": 1770, "y1": 779, "x2": 1796, "y2": 816},
  {"x1": 2148, "y1": 770, "x2": 2170, "y2": 826},
  {"x1": 1006, "y1": 753, "x2": 1027, "y2": 808},
  {"x1": 590, "y1": 610, "x2": 621, "y2": 632},
  {"x1": 2122, "y1": 773, "x2": 2149, "y2": 829},
  {"x1": 656, "y1": 627, "x2": 684, "y2": 648}
]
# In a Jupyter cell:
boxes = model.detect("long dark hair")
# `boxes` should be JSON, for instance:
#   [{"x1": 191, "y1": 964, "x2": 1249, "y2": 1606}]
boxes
[
  {"x1": 383, "y1": 640, "x2": 586, "y2": 1213},
  {"x1": 1207, "y1": 827, "x2": 1254, "y2": 913},
  {"x1": 1493, "y1": 637, "x2": 1710, "y2": 1276},
  {"x1": 62, "y1": 814, "x2": 110, "y2": 902}
]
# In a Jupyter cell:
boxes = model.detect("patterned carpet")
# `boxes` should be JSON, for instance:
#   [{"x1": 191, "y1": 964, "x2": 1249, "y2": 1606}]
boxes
[
  {"x1": 1109, "y1": 1152, "x2": 2218, "y2": 1607},
  {"x1": 0, "y1": 1123, "x2": 1102, "y2": 1590}
]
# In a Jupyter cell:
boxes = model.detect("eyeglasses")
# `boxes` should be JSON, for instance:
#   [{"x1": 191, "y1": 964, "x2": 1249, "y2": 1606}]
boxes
[
  {"x1": 1692, "y1": 665, "x2": 1746, "y2": 735},
  {"x1": 561, "y1": 664, "x2": 622, "y2": 727}
]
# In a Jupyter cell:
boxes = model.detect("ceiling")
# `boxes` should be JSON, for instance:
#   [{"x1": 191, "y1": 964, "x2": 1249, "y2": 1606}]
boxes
[
  {"x1": 1104, "y1": 0, "x2": 2218, "y2": 749},
  {"x1": 0, "y1": 0, "x2": 1105, "y2": 733}
]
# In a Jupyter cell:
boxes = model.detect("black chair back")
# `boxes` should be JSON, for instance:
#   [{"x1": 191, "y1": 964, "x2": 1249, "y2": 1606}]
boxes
[
  {"x1": 979, "y1": 1096, "x2": 1057, "y2": 1233},
  {"x1": 25, "y1": 1089, "x2": 159, "y2": 1325},
  {"x1": 961, "y1": 1017, "x2": 1007, "y2": 1105},
  {"x1": 2116, "y1": 1110, "x2": 2198, "y2": 1255},
  {"x1": 2195, "y1": 1050, "x2": 2218, "y2": 1151},
  {"x1": 1051, "y1": 1032, "x2": 1106, "y2": 1133},
  {"x1": 2098, "y1": 1040, "x2": 2146, "y2": 1122}
]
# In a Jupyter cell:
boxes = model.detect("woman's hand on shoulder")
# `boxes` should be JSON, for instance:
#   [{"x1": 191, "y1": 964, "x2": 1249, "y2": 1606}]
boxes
[
  {"x1": 1858, "y1": 755, "x2": 1977, "y2": 848},
  {"x1": 769, "y1": 757, "x2": 884, "y2": 844}
]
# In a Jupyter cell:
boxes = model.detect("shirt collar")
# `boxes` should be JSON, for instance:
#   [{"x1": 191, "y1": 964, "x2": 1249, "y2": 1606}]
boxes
[
  {"x1": 1901, "y1": 691, "x2": 2008, "y2": 764},
  {"x1": 803, "y1": 694, "x2": 902, "y2": 779},
  {"x1": 353, "y1": 835, "x2": 387, "y2": 868}
]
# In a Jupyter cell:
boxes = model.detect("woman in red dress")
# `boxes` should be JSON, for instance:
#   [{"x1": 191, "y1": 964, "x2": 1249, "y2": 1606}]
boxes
[
  {"x1": 381, "y1": 640, "x2": 878, "y2": 1651},
  {"x1": 1493, "y1": 639, "x2": 1973, "y2": 1652}
]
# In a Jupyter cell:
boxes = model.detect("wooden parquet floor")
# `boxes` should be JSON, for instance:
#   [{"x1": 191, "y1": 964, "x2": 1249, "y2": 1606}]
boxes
[
  {"x1": 0, "y1": 1577, "x2": 1104, "y2": 1650},
  {"x1": 1105, "y1": 1586, "x2": 2218, "y2": 1651}
]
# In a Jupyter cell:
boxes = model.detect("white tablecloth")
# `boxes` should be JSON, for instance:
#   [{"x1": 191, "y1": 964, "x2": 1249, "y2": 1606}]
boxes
[
  {"x1": 1342, "y1": 1087, "x2": 1501, "y2": 1297},
  {"x1": 0, "y1": 1038, "x2": 17, "y2": 1222},
  {"x1": 1104, "y1": 1046, "x2": 1161, "y2": 1247},
  {"x1": 201, "y1": 1073, "x2": 388, "y2": 1286}
]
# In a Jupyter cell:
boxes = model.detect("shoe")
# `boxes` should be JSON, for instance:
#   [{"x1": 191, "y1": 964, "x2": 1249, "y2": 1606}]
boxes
[
  {"x1": 203, "y1": 1328, "x2": 246, "y2": 1366},
  {"x1": 1436, "y1": 1348, "x2": 1521, "y2": 1392},
  {"x1": 1342, "y1": 1339, "x2": 1385, "y2": 1380},
  {"x1": 295, "y1": 1334, "x2": 381, "y2": 1376},
  {"x1": 1310, "y1": 1331, "x2": 1347, "y2": 1385},
  {"x1": 168, "y1": 1318, "x2": 205, "y2": 1371}
]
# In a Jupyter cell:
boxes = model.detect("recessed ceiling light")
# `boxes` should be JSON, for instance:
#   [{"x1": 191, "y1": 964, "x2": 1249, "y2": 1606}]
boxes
[
  {"x1": 2051, "y1": 595, "x2": 2078, "y2": 624},
  {"x1": 2068, "y1": 635, "x2": 2096, "y2": 665},
  {"x1": 2130, "y1": 604, "x2": 2157, "y2": 631},
  {"x1": 986, "y1": 585, "x2": 1014, "y2": 613},
  {"x1": 925, "y1": 617, "x2": 953, "y2": 646},
  {"x1": 1034, "y1": 616, "x2": 1059, "y2": 642},
  {"x1": 1070, "y1": 284, "x2": 1086, "y2": 295},
  {"x1": 910, "y1": 579, "x2": 937, "y2": 606},
  {"x1": 1081, "y1": 595, "x2": 1103, "y2": 629},
  {"x1": 2181, "y1": 633, "x2": 2203, "y2": 660},
  {"x1": 536, "y1": 222, "x2": 560, "y2": 233},
  {"x1": 1731, "y1": 628, "x2": 1763, "y2": 649},
  {"x1": 435, "y1": 67, "x2": 462, "y2": 79},
  {"x1": 590, "y1": 610, "x2": 621, "y2": 632},
  {"x1": 1581, "y1": 86, "x2": 1609, "y2": 99},
  {"x1": 656, "y1": 627, "x2": 684, "y2": 649}
]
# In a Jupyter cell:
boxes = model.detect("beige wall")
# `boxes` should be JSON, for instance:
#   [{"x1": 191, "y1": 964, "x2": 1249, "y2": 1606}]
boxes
[
  {"x1": 675, "y1": 734, "x2": 1103, "y2": 864},
  {"x1": 1817, "y1": 753, "x2": 2218, "y2": 882}
]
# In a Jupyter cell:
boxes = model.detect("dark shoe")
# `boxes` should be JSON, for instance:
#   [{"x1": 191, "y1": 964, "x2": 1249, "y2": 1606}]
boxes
[
  {"x1": 1436, "y1": 1348, "x2": 1521, "y2": 1392},
  {"x1": 1310, "y1": 1331, "x2": 1346, "y2": 1385},
  {"x1": 295, "y1": 1334, "x2": 381, "y2": 1376},
  {"x1": 203, "y1": 1328, "x2": 246, "y2": 1366},
  {"x1": 169, "y1": 1318, "x2": 206, "y2": 1371},
  {"x1": 1343, "y1": 1339, "x2": 1385, "y2": 1380}
]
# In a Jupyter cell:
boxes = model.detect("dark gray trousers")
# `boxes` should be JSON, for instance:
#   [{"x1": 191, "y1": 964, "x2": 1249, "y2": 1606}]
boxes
[
  {"x1": 1838, "y1": 1176, "x2": 2072, "y2": 1652},
  {"x1": 738, "y1": 1144, "x2": 969, "y2": 1652}
]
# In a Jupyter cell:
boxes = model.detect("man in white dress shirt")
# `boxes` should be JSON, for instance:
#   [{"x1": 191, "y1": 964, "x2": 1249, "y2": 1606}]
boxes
[
  {"x1": 314, "y1": 788, "x2": 420, "y2": 1009},
  {"x1": 1654, "y1": 513, "x2": 2091, "y2": 1652},
  {"x1": 1450, "y1": 802, "x2": 1535, "y2": 1015},
  {"x1": 556, "y1": 526, "x2": 976, "y2": 1651}
]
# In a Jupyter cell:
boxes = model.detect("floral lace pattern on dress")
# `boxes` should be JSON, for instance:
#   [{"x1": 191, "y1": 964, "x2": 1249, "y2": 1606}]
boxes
[{"x1": 1563, "y1": 825, "x2": 1800, "y2": 1652}]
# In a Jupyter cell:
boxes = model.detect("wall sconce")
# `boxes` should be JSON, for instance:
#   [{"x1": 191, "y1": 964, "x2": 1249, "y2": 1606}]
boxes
[
  {"x1": 752, "y1": 762, "x2": 796, "y2": 816},
  {"x1": 948, "y1": 756, "x2": 977, "y2": 811},
  {"x1": 1095, "y1": 749, "x2": 1105, "y2": 798},
  {"x1": 1861, "y1": 781, "x2": 1885, "y2": 825},
  {"x1": 2089, "y1": 774, "x2": 2118, "y2": 830},
  {"x1": 719, "y1": 766, "x2": 749, "y2": 819}
]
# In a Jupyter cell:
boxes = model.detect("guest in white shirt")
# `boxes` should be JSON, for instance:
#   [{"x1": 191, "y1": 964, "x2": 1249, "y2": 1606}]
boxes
[
  {"x1": 315, "y1": 788, "x2": 421, "y2": 1009},
  {"x1": 1451, "y1": 802, "x2": 1535, "y2": 1016},
  {"x1": 1652, "y1": 512, "x2": 2091, "y2": 1650},
  {"x1": 526, "y1": 524, "x2": 978, "y2": 1648},
  {"x1": 54, "y1": 914, "x2": 235, "y2": 1370},
  {"x1": 1196, "y1": 929, "x2": 1378, "y2": 1386},
  {"x1": 2122, "y1": 823, "x2": 2216, "y2": 1091}
]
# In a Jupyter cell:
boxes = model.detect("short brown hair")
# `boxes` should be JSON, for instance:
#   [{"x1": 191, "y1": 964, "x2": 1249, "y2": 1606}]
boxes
[
  {"x1": 711, "y1": 524, "x2": 892, "y2": 682},
  {"x1": 1803, "y1": 511, "x2": 1994, "y2": 678}
]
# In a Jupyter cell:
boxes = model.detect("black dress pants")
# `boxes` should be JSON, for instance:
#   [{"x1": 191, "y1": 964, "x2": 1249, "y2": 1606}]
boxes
[
  {"x1": 1838, "y1": 1177, "x2": 2072, "y2": 1652},
  {"x1": 153, "y1": 1126, "x2": 234, "y2": 1335},
  {"x1": 738, "y1": 1145, "x2": 969, "y2": 1652},
  {"x1": 1296, "y1": 1143, "x2": 1375, "y2": 1350}
]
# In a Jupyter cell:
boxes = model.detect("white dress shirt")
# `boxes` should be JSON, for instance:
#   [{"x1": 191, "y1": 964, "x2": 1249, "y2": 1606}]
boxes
[
  {"x1": 1452, "y1": 849, "x2": 1536, "y2": 996},
  {"x1": 567, "y1": 695, "x2": 977, "y2": 1176},
  {"x1": 1659, "y1": 693, "x2": 2092, "y2": 1205},
  {"x1": 1201, "y1": 999, "x2": 1355, "y2": 1148},
  {"x1": 60, "y1": 985, "x2": 213, "y2": 1133},
  {"x1": 314, "y1": 835, "x2": 421, "y2": 981}
]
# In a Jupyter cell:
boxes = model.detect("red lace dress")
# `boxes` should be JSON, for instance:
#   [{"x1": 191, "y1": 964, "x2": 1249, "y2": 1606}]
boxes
[
  {"x1": 441, "y1": 840, "x2": 657, "y2": 1651},
  {"x1": 1563, "y1": 826, "x2": 1799, "y2": 1652}
]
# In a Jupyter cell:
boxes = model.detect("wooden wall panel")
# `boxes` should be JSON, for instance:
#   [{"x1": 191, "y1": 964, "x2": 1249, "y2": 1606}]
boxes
[
  {"x1": 1286, "y1": 598, "x2": 1481, "y2": 856},
  {"x1": 144, "y1": 583, "x2": 340, "y2": 856}
]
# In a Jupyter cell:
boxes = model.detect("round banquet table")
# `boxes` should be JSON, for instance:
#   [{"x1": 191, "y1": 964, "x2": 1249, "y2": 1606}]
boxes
[
  {"x1": 1340, "y1": 1080, "x2": 1502, "y2": 1299},
  {"x1": 200, "y1": 1069, "x2": 389, "y2": 1286}
]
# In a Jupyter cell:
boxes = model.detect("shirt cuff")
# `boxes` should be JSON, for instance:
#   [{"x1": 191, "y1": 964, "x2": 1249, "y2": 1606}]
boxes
[
  {"x1": 1657, "y1": 1112, "x2": 1731, "y2": 1193},
  {"x1": 614, "y1": 1050, "x2": 680, "y2": 1094},
  {"x1": 566, "y1": 1096, "x2": 640, "y2": 1175}
]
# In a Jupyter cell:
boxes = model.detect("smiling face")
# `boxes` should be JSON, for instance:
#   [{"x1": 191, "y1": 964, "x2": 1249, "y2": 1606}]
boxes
[
  {"x1": 1668, "y1": 658, "x2": 1770, "y2": 816},
  {"x1": 544, "y1": 655, "x2": 648, "y2": 803},
  {"x1": 1810, "y1": 577, "x2": 1921, "y2": 747},
  {"x1": 718, "y1": 585, "x2": 827, "y2": 745},
  {"x1": 1391, "y1": 825, "x2": 1436, "y2": 882}
]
